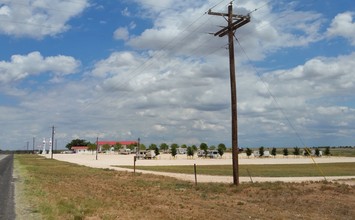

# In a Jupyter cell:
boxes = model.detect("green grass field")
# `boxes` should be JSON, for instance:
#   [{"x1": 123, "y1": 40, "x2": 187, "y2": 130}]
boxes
[
  {"x1": 14, "y1": 155, "x2": 355, "y2": 220},
  {"x1": 117, "y1": 163, "x2": 355, "y2": 177}
]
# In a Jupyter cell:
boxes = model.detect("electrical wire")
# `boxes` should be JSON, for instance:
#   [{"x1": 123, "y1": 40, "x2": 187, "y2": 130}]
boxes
[{"x1": 234, "y1": 33, "x2": 327, "y2": 181}]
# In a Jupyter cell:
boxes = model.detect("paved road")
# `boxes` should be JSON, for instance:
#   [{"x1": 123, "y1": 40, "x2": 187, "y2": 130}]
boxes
[{"x1": 0, "y1": 154, "x2": 15, "y2": 220}]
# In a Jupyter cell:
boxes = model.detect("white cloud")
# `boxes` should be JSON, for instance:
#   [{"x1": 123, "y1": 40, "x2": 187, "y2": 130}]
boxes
[
  {"x1": 0, "y1": 51, "x2": 80, "y2": 84},
  {"x1": 327, "y1": 12, "x2": 355, "y2": 45},
  {"x1": 127, "y1": 0, "x2": 325, "y2": 61},
  {"x1": 0, "y1": 0, "x2": 89, "y2": 38},
  {"x1": 1, "y1": 1, "x2": 354, "y2": 150},
  {"x1": 121, "y1": 7, "x2": 130, "y2": 16},
  {"x1": 113, "y1": 27, "x2": 129, "y2": 40}
]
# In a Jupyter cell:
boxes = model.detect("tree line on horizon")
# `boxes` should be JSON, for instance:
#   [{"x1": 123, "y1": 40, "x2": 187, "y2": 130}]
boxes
[{"x1": 65, "y1": 139, "x2": 228, "y2": 157}]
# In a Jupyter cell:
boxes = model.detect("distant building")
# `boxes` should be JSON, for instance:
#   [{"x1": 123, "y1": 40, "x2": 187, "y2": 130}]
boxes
[
  {"x1": 72, "y1": 140, "x2": 137, "y2": 154},
  {"x1": 72, "y1": 146, "x2": 90, "y2": 154},
  {"x1": 97, "y1": 141, "x2": 137, "y2": 152}
]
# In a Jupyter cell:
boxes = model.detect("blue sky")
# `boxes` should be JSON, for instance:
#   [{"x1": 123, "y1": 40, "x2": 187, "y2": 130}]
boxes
[{"x1": 0, "y1": 0, "x2": 354, "y2": 150}]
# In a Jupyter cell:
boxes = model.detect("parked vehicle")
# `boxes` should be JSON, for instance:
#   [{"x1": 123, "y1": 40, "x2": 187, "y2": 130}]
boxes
[
  {"x1": 136, "y1": 150, "x2": 146, "y2": 159},
  {"x1": 119, "y1": 148, "x2": 131, "y2": 155},
  {"x1": 144, "y1": 150, "x2": 156, "y2": 159},
  {"x1": 197, "y1": 150, "x2": 205, "y2": 157},
  {"x1": 207, "y1": 150, "x2": 219, "y2": 158}
]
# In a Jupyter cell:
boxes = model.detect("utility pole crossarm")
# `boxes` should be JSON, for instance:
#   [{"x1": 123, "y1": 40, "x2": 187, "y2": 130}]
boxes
[
  {"x1": 213, "y1": 16, "x2": 250, "y2": 37},
  {"x1": 208, "y1": 9, "x2": 245, "y2": 18}
]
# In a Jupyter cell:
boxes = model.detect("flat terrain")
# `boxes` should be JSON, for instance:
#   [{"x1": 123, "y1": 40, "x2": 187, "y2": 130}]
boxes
[
  {"x1": 15, "y1": 154, "x2": 355, "y2": 220},
  {"x1": 44, "y1": 153, "x2": 355, "y2": 184}
]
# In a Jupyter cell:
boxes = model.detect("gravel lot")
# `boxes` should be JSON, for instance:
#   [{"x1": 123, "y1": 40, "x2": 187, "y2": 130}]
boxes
[{"x1": 44, "y1": 153, "x2": 355, "y2": 184}]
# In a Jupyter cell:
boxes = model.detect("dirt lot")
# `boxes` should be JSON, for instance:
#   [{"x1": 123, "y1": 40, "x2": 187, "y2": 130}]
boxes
[{"x1": 44, "y1": 153, "x2": 355, "y2": 184}]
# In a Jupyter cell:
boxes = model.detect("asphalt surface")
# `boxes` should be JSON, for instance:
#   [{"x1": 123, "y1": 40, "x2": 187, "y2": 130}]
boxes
[{"x1": 0, "y1": 154, "x2": 15, "y2": 220}]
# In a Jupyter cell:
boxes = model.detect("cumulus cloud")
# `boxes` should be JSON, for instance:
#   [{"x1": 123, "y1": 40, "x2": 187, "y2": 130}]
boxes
[
  {"x1": 0, "y1": 51, "x2": 80, "y2": 84},
  {"x1": 1, "y1": 1, "x2": 354, "y2": 150},
  {"x1": 127, "y1": 0, "x2": 325, "y2": 61},
  {"x1": 327, "y1": 12, "x2": 355, "y2": 45},
  {"x1": 113, "y1": 27, "x2": 129, "y2": 40},
  {"x1": 0, "y1": 0, "x2": 89, "y2": 38}
]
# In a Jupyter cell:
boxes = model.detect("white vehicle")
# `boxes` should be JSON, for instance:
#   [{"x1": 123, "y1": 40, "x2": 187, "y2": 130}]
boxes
[
  {"x1": 119, "y1": 148, "x2": 131, "y2": 155},
  {"x1": 207, "y1": 150, "x2": 219, "y2": 158},
  {"x1": 136, "y1": 150, "x2": 146, "y2": 159},
  {"x1": 197, "y1": 150, "x2": 206, "y2": 158},
  {"x1": 144, "y1": 150, "x2": 156, "y2": 159}
]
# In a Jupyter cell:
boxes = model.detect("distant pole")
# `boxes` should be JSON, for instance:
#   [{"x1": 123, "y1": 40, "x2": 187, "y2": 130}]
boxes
[
  {"x1": 208, "y1": 3, "x2": 250, "y2": 185},
  {"x1": 96, "y1": 137, "x2": 98, "y2": 160},
  {"x1": 51, "y1": 126, "x2": 55, "y2": 159},
  {"x1": 55, "y1": 139, "x2": 57, "y2": 151},
  {"x1": 32, "y1": 137, "x2": 35, "y2": 154},
  {"x1": 194, "y1": 163, "x2": 197, "y2": 186},
  {"x1": 134, "y1": 156, "x2": 137, "y2": 174},
  {"x1": 137, "y1": 137, "x2": 140, "y2": 158},
  {"x1": 26, "y1": 141, "x2": 29, "y2": 153}
]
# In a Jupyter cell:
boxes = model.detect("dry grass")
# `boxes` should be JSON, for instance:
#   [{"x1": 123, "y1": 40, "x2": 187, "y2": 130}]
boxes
[
  {"x1": 16, "y1": 155, "x2": 355, "y2": 220},
  {"x1": 118, "y1": 163, "x2": 355, "y2": 177}
]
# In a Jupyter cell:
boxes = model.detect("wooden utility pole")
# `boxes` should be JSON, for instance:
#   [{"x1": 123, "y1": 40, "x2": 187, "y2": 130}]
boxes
[
  {"x1": 208, "y1": 2, "x2": 250, "y2": 185},
  {"x1": 51, "y1": 126, "x2": 55, "y2": 159},
  {"x1": 96, "y1": 137, "x2": 98, "y2": 160}
]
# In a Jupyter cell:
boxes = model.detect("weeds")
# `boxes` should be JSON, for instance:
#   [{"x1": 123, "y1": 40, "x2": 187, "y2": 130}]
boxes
[{"x1": 15, "y1": 155, "x2": 355, "y2": 220}]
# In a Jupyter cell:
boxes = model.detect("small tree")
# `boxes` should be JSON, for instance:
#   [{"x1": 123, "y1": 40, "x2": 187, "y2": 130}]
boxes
[
  {"x1": 283, "y1": 148, "x2": 289, "y2": 157},
  {"x1": 127, "y1": 144, "x2": 136, "y2": 151},
  {"x1": 148, "y1": 144, "x2": 157, "y2": 150},
  {"x1": 324, "y1": 146, "x2": 331, "y2": 156},
  {"x1": 87, "y1": 143, "x2": 97, "y2": 155},
  {"x1": 171, "y1": 145, "x2": 177, "y2": 158},
  {"x1": 259, "y1": 146, "x2": 264, "y2": 157},
  {"x1": 246, "y1": 148, "x2": 252, "y2": 158},
  {"x1": 191, "y1": 145, "x2": 198, "y2": 152},
  {"x1": 154, "y1": 146, "x2": 160, "y2": 156},
  {"x1": 113, "y1": 142, "x2": 122, "y2": 151},
  {"x1": 217, "y1": 143, "x2": 226, "y2": 157},
  {"x1": 293, "y1": 147, "x2": 300, "y2": 156},
  {"x1": 65, "y1": 139, "x2": 89, "y2": 150},
  {"x1": 200, "y1": 143, "x2": 208, "y2": 157},
  {"x1": 102, "y1": 144, "x2": 111, "y2": 152},
  {"x1": 187, "y1": 146, "x2": 194, "y2": 158},
  {"x1": 159, "y1": 143, "x2": 169, "y2": 153},
  {"x1": 271, "y1": 147, "x2": 277, "y2": 157},
  {"x1": 315, "y1": 148, "x2": 320, "y2": 157},
  {"x1": 139, "y1": 144, "x2": 146, "y2": 150}
]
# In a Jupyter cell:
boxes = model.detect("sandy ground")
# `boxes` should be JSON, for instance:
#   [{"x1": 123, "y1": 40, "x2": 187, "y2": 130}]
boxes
[{"x1": 44, "y1": 153, "x2": 355, "y2": 184}]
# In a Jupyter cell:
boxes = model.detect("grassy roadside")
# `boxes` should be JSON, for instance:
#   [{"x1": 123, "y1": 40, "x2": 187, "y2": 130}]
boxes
[
  {"x1": 15, "y1": 154, "x2": 355, "y2": 220},
  {"x1": 117, "y1": 163, "x2": 355, "y2": 177}
]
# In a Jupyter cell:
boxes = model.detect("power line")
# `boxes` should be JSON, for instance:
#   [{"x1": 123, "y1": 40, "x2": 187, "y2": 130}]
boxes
[{"x1": 234, "y1": 34, "x2": 327, "y2": 181}]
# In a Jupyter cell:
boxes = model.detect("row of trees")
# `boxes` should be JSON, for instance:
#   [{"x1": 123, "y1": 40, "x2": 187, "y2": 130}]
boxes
[
  {"x1": 245, "y1": 146, "x2": 331, "y2": 157},
  {"x1": 65, "y1": 139, "x2": 228, "y2": 157}
]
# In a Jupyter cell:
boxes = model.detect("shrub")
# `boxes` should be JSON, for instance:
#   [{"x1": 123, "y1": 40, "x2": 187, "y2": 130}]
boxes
[
  {"x1": 259, "y1": 146, "x2": 264, "y2": 157},
  {"x1": 246, "y1": 148, "x2": 252, "y2": 158},
  {"x1": 293, "y1": 147, "x2": 300, "y2": 156},
  {"x1": 271, "y1": 147, "x2": 277, "y2": 157},
  {"x1": 283, "y1": 148, "x2": 289, "y2": 156}
]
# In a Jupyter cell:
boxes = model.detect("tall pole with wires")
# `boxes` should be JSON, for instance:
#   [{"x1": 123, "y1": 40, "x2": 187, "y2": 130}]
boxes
[{"x1": 208, "y1": 2, "x2": 250, "y2": 185}]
